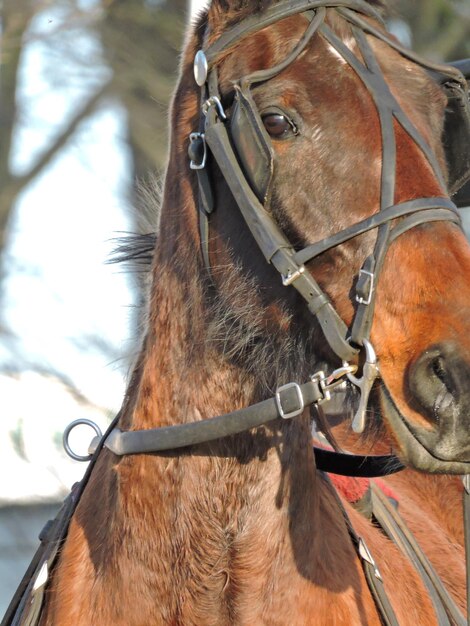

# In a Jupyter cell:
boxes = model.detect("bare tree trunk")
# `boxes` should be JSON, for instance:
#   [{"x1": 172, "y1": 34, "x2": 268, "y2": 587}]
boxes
[{"x1": 99, "y1": 0, "x2": 189, "y2": 191}]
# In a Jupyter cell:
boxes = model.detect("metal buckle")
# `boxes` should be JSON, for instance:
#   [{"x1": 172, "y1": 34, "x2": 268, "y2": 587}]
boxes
[
  {"x1": 311, "y1": 364, "x2": 358, "y2": 405},
  {"x1": 345, "y1": 339, "x2": 380, "y2": 434},
  {"x1": 189, "y1": 132, "x2": 207, "y2": 170},
  {"x1": 356, "y1": 268, "x2": 375, "y2": 305},
  {"x1": 282, "y1": 266, "x2": 305, "y2": 286},
  {"x1": 202, "y1": 96, "x2": 227, "y2": 121},
  {"x1": 275, "y1": 382, "x2": 305, "y2": 419},
  {"x1": 311, "y1": 371, "x2": 330, "y2": 405}
]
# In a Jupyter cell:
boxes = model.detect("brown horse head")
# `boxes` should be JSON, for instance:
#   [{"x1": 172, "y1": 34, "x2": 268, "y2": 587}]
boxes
[{"x1": 155, "y1": 0, "x2": 470, "y2": 475}]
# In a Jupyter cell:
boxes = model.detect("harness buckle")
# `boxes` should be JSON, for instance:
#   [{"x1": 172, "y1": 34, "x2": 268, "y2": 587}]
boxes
[
  {"x1": 311, "y1": 371, "x2": 331, "y2": 405},
  {"x1": 275, "y1": 382, "x2": 305, "y2": 419},
  {"x1": 311, "y1": 364, "x2": 357, "y2": 405},
  {"x1": 189, "y1": 132, "x2": 207, "y2": 170},
  {"x1": 282, "y1": 265, "x2": 305, "y2": 286},
  {"x1": 202, "y1": 96, "x2": 227, "y2": 121},
  {"x1": 346, "y1": 339, "x2": 380, "y2": 434},
  {"x1": 355, "y1": 268, "x2": 375, "y2": 305}
]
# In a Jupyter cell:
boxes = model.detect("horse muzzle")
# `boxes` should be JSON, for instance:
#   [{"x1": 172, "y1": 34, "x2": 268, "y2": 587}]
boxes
[{"x1": 380, "y1": 342, "x2": 470, "y2": 473}]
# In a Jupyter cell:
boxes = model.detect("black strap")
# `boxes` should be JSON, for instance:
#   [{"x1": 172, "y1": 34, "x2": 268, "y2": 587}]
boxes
[
  {"x1": 321, "y1": 473, "x2": 400, "y2": 626},
  {"x1": 204, "y1": 117, "x2": 357, "y2": 362},
  {"x1": 314, "y1": 447, "x2": 404, "y2": 477},
  {"x1": 371, "y1": 483, "x2": 466, "y2": 626},
  {"x1": 1, "y1": 413, "x2": 122, "y2": 626},
  {"x1": 463, "y1": 477, "x2": 470, "y2": 626},
  {"x1": 103, "y1": 379, "x2": 324, "y2": 455},
  {"x1": 295, "y1": 197, "x2": 459, "y2": 265},
  {"x1": 204, "y1": 0, "x2": 383, "y2": 65},
  {"x1": 338, "y1": 8, "x2": 467, "y2": 89}
]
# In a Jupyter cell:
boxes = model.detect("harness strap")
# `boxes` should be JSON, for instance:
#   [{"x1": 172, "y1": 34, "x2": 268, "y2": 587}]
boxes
[
  {"x1": 102, "y1": 378, "x2": 324, "y2": 455},
  {"x1": 463, "y1": 477, "x2": 470, "y2": 626},
  {"x1": 0, "y1": 414, "x2": 121, "y2": 626},
  {"x1": 315, "y1": 448, "x2": 404, "y2": 477},
  {"x1": 295, "y1": 197, "x2": 459, "y2": 264},
  {"x1": 371, "y1": 483, "x2": 466, "y2": 626},
  {"x1": 204, "y1": 116, "x2": 357, "y2": 362},
  {"x1": 204, "y1": 0, "x2": 383, "y2": 65},
  {"x1": 321, "y1": 473, "x2": 400, "y2": 626}
]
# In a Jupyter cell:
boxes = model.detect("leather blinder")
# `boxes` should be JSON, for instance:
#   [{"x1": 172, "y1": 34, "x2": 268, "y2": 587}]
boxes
[
  {"x1": 230, "y1": 86, "x2": 274, "y2": 203},
  {"x1": 442, "y1": 79, "x2": 470, "y2": 196}
]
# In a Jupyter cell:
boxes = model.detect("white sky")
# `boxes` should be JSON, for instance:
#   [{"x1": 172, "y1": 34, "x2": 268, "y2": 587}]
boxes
[{"x1": 2, "y1": 6, "x2": 137, "y2": 411}]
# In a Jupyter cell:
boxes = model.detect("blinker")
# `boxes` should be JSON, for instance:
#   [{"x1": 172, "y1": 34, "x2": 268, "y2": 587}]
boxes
[{"x1": 194, "y1": 50, "x2": 208, "y2": 86}]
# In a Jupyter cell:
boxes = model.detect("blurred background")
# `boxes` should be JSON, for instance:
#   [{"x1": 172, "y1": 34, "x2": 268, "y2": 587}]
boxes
[{"x1": 0, "y1": 0, "x2": 469, "y2": 615}]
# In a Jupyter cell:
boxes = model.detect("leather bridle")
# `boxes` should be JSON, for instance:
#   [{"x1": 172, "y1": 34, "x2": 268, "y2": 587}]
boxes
[
  {"x1": 188, "y1": 0, "x2": 467, "y2": 432},
  {"x1": 94, "y1": 4, "x2": 469, "y2": 623}
]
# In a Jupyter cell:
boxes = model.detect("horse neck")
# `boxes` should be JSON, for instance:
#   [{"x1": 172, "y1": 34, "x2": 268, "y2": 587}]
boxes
[{"x1": 117, "y1": 161, "x2": 322, "y2": 543}]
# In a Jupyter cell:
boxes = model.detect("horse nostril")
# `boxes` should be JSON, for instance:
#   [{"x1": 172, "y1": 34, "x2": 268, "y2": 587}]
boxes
[
  {"x1": 408, "y1": 345, "x2": 457, "y2": 424},
  {"x1": 431, "y1": 356, "x2": 451, "y2": 391}
]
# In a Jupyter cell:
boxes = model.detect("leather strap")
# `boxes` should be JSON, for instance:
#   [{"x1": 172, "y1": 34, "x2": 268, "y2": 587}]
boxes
[
  {"x1": 103, "y1": 378, "x2": 324, "y2": 455},
  {"x1": 314, "y1": 448, "x2": 404, "y2": 477},
  {"x1": 204, "y1": 0, "x2": 383, "y2": 65},
  {"x1": 1, "y1": 414, "x2": 121, "y2": 626},
  {"x1": 371, "y1": 483, "x2": 466, "y2": 626},
  {"x1": 321, "y1": 473, "x2": 400, "y2": 626},
  {"x1": 295, "y1": 197, "x2": 459, "y2": 265},
  {"x1": 204, "y1": 117, "x2": 357, "y2": 361},
  {"x1": 463, "y1": 477, "x2": 470, "y2": 626}
]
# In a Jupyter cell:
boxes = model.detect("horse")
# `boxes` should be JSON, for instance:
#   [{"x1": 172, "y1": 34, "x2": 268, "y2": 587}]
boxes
[{"x1": 9, "y1": 0, "x2": 470, "y2": 624}]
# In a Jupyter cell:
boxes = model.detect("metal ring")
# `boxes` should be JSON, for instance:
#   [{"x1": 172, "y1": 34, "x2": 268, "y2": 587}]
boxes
[{"x1": 63, "y1": 419, "x2": 103, "y2": 462}]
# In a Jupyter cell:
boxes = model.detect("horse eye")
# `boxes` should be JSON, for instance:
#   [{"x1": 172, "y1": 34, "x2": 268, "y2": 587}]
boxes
[{"x1": 262, "y1": 113, "x2": 296, "y2": 138}]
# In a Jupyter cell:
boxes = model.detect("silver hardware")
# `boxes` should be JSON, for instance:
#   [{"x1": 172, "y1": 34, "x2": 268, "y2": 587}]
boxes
[
  {"x1": 275, "y1": 382, "x2": 305, "y2": 419},
  {"x1": 463, "y1": 475, "x2": 470, "y2": 494},
  {"x1": 194, "y1": 50, "x2": 208, "y2": 86},
  {"x1": 32, "y1": 562, "x2": 48, "y2": 592},
  {"x1": 88, "y1": 435, "x2": 101, "y2": 456},
  {"x1": 63, "y1": 419, "x2": 103, "y2": 462},
  {"x1": 346, "y1": 339, "x2": 380, "y2": 434},
  {"x1": 189, "y1": 132, "x2": 207, "y2": 170},
  {"x1": 311, "y1": 371, "x2": 330, "y2": 405},
  {"x1": 311, "y1": 364, "x2": 358, "y2": 405},
  {"x1": 324, "y1": 364, "x2": 358, "y2": 391},
  {"x1": 202, "y1": 96, "x2": 227, "y2": 121},
  {"x1": 356, "y1": 268, "x2": 375, "y2": 305},
  {"x1": 282, "y1": 266, "x2": 305, "y2": 286},
  {"x1": 359, "y1": 538, "x2": 383, "y2": 581}
]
